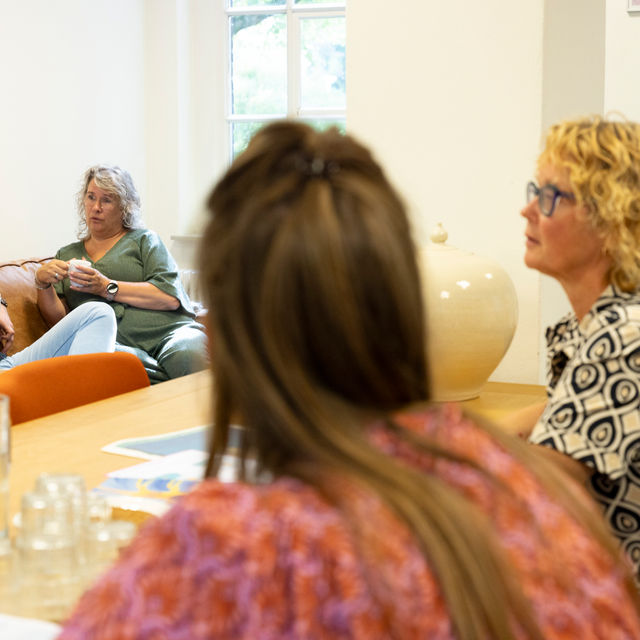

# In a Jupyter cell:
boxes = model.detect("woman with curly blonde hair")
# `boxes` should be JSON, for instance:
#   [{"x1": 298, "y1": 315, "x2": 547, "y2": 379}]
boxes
[{"x1": 521, "y1": 115, "x2": 640, "y2": 584}]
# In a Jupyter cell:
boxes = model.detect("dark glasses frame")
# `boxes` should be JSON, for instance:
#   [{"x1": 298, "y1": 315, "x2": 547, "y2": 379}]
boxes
[{"x1": 526, "y1": 181, "x2": 575, "y2": 217}]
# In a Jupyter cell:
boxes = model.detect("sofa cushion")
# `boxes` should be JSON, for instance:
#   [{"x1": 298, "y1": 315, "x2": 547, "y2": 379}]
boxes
[{"x1": 0, "y1": 258, "x2": 53, "y2": 355}]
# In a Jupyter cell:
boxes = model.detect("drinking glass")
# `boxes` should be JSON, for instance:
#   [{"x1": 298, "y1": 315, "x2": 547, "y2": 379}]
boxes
[
  {"x1": 18, "y1": 528, "x2": 81, "y2": 620},
  {"x1": 86, "y1": 493, "x2": 111, "y2": 525},
  {"x1": 17, "y1": 491, "x2": 81, "y2": 620},
  {"x1": 34, "y1": 473, "x2": 87, "y2": 529},
  {"x1": 84, "y1": 519, "x2": 136, "y2": 584},
  {"x1": 34, "y1": 473, "x2": 88, "y2": 559},
  {"x1": 0, "y1": 401, "x2": 15, "y2": 611},
  {"x1": 0, "y1": 395, "x2": 10, "y2": 553},
  {"x1": 18, "y1": 491, "x2": 73, "y2": 539}
]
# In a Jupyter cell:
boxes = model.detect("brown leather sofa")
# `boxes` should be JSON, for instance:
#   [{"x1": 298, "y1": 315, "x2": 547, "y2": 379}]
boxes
[{"x1": 0, "y1": 257, "x2": 53, "y2": 355}]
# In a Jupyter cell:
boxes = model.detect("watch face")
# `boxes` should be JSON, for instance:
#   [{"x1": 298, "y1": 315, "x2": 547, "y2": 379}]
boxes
[{"x1": 106, "y1": 282, "x2": 118, "y2": 294}]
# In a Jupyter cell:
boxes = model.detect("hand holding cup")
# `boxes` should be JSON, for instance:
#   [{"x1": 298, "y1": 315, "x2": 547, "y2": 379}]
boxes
[{"x1": 67, "y1": 259, "x2": 92, "y2": 289}]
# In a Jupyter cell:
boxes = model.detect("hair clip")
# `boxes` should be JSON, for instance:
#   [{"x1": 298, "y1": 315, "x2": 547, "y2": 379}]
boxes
[
  {"x1": 309, "y1": 158, "x2": 326, "y2": 176},
  {"x1": 297, "y1": 156, "x2": 339, "y2": 179}
]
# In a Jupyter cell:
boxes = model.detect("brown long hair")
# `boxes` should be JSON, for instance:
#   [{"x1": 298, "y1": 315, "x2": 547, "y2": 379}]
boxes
[{"x1": 199, "y1": 121, "x2": 634, "y2": 639}]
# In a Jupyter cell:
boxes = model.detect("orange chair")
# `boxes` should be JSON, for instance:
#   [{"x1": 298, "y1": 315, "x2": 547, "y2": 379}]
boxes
[{"x1": 0, "y1": 351, "x2": 150, "y2": 425}]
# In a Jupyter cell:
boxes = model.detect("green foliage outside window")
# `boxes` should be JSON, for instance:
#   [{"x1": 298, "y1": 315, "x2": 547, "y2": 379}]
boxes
[{"x1": 229, "y1": 3, "x2": 345, "y2": 157}]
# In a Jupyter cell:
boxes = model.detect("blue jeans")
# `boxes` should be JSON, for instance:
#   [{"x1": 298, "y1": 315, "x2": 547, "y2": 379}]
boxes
[{"x1": 0, "y1": 302, "x2": 117, "y2": 371}]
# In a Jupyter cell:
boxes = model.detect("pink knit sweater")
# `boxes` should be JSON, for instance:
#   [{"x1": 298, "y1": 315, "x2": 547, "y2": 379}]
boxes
[{"x1": 58, "y1": 404, "x2": 640, "y2": 639}]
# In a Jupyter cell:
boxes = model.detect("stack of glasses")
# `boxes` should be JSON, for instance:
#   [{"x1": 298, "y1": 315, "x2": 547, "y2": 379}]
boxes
[{"x1": 0, "y1": 472, "x2": 136, "y2": 622}]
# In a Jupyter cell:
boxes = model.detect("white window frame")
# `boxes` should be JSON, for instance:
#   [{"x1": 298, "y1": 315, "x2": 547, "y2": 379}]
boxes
[{"x1": 224, "y1": 1, "x2": 346, "y2": 161}]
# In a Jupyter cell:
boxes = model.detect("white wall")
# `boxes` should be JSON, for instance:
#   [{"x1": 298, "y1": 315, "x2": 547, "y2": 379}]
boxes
[
  {"x1": 142, "y1": 0, "x2": 224, "y2": 246},
  {"x1": 347, "y1": 0, "x2": 545, "y2": 383},
  {"x1": 537, "y1": 0, "x2": 605, "y2": 379},
  {"x1": 0, "y1": 0, "x2": 145, "y2": 259},
  {"x1": 605, "y1": 1, "x2": 640, "y2": 118}
]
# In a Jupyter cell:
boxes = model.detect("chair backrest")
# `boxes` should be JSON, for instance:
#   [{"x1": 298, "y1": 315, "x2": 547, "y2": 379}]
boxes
[{"x1": 0, "y1": 352, "x2": 150, "y2": 425}]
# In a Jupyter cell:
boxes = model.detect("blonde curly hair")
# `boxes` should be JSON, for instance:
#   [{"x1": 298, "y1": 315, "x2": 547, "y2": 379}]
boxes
[{"x1": 538, "y1": 115, "x2": 640, "y2": 291}]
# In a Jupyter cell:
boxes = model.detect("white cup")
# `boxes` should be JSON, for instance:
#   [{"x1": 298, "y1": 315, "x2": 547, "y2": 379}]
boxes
[{"x1": 68, "y1": 259, "x2": 91, "y2": 287}]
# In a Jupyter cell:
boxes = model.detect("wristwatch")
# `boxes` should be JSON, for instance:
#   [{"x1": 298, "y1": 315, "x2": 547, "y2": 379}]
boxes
[
  {"x1": 105, "y1": 281, "x2": 119, "y2": 302},
  {"x1": 0, "y1": 294, "x2": 7, "y2": 308}
]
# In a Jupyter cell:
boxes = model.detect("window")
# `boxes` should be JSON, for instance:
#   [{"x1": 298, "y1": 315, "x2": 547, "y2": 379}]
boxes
[{"x1": 226, "y1": 0, "x2": 346, "y2": 158}]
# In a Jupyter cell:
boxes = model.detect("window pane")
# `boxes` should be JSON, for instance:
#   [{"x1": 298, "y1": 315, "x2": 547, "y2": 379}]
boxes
[
  {"x1": 232, "y1": 119, "x2": 345, "y2": 159},
  {"x1": 229, "y1": 0, "x2": 284, "y2": 7},
  {"x1": 295, "y1": 0, "x2": 344, "y2": 5},
  {"x1": 303, "y1": 118, "x2": 346, "y2": 134},
  {"x1": 300, "y1": 16, "x2": 346, "y2": 110},
  {"x1": 230, "y1": 15, "x2": 287, "y2": 115},
  {"x1": 232, "y1": 121, "x2": 267, "y2": 158},
  {"x1": 231, "y1": 118, "x2": 347, "y2": 158}
]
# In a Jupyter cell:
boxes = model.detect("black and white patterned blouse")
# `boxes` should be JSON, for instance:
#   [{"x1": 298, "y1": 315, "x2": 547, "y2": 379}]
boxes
[{"x1": 529, "y1": 284, "x2": 640, "y2": 581}]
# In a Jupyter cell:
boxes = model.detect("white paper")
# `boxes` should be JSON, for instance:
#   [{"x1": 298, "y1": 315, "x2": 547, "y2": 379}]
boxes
[
  {"x1": 0, "y1": 613, "x2": 61, "y2": 640},
  {"x1": 107, "y1": 450, "x2": 207, "y2": 481}
]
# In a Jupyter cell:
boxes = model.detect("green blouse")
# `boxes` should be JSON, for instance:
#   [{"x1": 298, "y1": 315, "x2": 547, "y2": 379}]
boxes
[{"x1": 54, "y1": 230, "x2": 202, "y2": 353}]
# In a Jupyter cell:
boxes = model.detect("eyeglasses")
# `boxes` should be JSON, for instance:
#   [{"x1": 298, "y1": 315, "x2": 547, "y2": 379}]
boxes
[{"x1": 526, "y1": 181, "x2": 575, "y2": 217}]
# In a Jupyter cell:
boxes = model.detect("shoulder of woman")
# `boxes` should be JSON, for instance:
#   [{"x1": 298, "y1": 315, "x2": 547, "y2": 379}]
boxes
[
  {"x1": 382, "y1": 405, "x2": 539, "y2": 491},
  {"x1": 56, "y1": 240, "x2": 83, "y2": 258},
  {"x1": 100, "y1": 478, "x2": 344, "y2": 583},
  {"x1": 133, "y1": 229, "x2": 171, "y2": 252},
  {"x1": 124, "y1": 228, "x2": 152, "y2": 243},
  {"x1": 187, "y1": 478, "x2": 348, "y2": 535},
  {"x1": 615, "y1": 293, "x2": 640, "y2": 325},
  {"x1": 179, "y1": 476, "x2": 330, "y2": 520},
  {"x1": 591, "y1": 286, "x2": 640, "y2": 324},
  {"x1": 580, "y1": 296, "x2": 640, "y2": 347},
  {"x1": 392, "y1": 403, "x2": 481, "y2": 446}
]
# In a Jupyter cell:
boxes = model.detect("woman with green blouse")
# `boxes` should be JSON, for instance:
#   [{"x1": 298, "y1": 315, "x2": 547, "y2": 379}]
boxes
[{"x1": 35, "y1": 165, "x2": 207, "y2": 383}]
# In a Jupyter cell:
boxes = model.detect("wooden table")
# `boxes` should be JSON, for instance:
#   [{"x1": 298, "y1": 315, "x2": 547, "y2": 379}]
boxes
[
  {"x1": 461, "y1": 381, "x2": 546, "y2": 427},
  {"x1": 8, "y1": 370, "x2": 212, "y2": 518},
  {"x1": 8, "y1": 374, "x2": 545, "y2": 518}
]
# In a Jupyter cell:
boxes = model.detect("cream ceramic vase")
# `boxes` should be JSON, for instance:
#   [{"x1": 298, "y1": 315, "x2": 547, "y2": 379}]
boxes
[{"x1": 418, "y1": 224, "x2": 518, "y2": 401}]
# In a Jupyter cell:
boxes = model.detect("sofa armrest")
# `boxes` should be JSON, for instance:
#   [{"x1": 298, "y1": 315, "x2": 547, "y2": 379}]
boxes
[{"x1": 0, "y1": 258, "x2": 53, "y2": 355}]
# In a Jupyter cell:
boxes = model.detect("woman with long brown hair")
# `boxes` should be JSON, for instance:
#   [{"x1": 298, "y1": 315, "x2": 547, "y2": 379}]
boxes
[{"x1": 59, "y1": 122, "x2": 640, "y2": 640}]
